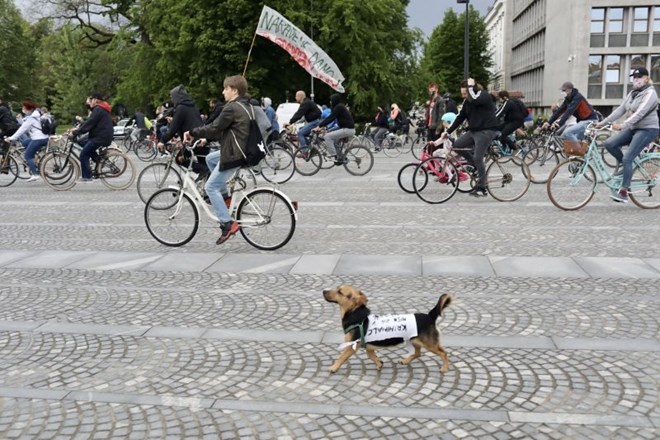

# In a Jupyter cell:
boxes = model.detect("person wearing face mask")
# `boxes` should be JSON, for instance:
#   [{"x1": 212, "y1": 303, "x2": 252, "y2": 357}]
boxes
[
  {"x1": 543, "y1": 81, "x2": 598, "y2": 141},
  {"x1": 596, "y1": 67, "x2": 659, "y2": 203}
]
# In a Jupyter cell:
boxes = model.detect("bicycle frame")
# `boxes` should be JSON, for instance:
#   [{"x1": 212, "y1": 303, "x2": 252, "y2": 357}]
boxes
[
  {"x1": 567, "y1": 125, "x2": 658, "y2": 193},
  {"x1": 166, "y1": 149, "x2": 297, "y2": 227}
]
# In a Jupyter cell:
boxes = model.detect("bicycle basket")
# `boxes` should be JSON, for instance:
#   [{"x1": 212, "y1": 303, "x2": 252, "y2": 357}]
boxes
[{"x1": 563, "y1": 140, "x2": 588, "y2": 157}]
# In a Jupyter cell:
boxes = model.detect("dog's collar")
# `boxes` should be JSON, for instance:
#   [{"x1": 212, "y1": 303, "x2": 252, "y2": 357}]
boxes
[{"x1": 344, "y1": 320, "x2": 366, "y2": 348}]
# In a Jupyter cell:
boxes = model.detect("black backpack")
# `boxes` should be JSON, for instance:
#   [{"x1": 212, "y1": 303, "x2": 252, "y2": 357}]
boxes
[
  {"x1": 234, "y1": 103, "x2": 266, "y2": 166},
  {"x1": 40, "y1": 116, "x2": 57, "y2": 135}
]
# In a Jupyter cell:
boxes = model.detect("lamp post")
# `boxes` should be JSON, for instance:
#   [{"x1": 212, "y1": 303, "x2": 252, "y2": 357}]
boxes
[{"x1": 457, "y1": 0, "x2": 470, "y2": 79}]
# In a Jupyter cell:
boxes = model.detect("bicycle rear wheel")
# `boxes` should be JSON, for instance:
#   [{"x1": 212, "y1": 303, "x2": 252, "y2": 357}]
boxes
[
  {"x1": 397, "y1": 162, "x2": 424, "y2": 194},
  {"x1": 343, "y1": 145, "x2": 374, "y2": 176},
  {"x1": 628, "y1": 156, "x2": 659, "y2": 209},
  {"x1": 98, "y1": 150, "x2": 136, "y2": 190},
  {"x1": 485, "y1": 156, "x2": 531, "y2": 202},
  {"x1": 259, "y1": 146, "x2": 295, "y2": 184},
  {"x1": 144, "y1": 188, "x2": 199, "y2": 246},
  {"x1": 0, "y1": 156, "x2": 19, "y2": 187},
  {"x1": 522, "y1": 147, "x2": 560, "y2": 184},
  {"x1": 455, "y1": 163, "x2": 476, "y2": 193},
  {"x1": 39, "y1": 152, "x2": 79, "y2": 191},
  {"x1": 382, "y1": 135, "x2": 404, "y2": 157},
  {"x1": 293, "y1": 145, "x2": 322, "y2": 176},
  {"x1": 410, "y1": 136, "x2": 425, "y2": 160},
  {"x1": 135, "y1": 138, "x2": 158, "y2": 162},
  {"x1": 413, "y1": 157, "x2": 458, "y2": 204},
  {"x1": 237, "y1": 188, "x2": 296, "y2": 250},
  {"x1": 546, "y1": 159, "x2": 596, "y2": 210},
  {"x1": 137, "y1": 162, "x2": 182, "y2": 204}
]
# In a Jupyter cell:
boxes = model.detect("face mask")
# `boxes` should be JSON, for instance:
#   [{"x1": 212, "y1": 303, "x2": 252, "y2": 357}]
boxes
[
  {"x1": 560, "y1": 91, "x2": 567, "y2": 98},
  {"x1": 632, "y1": 78, "x2": 644, "y2": 89}
]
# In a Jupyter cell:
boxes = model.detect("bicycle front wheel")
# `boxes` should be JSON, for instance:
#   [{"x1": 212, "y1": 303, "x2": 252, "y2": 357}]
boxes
[
  {"x1": 0, "y1": 155, "x2": 19, "y2": 187},
  {"x1": 260, "y1": 146, "x2": 295, "y2": 184},
  {"x1": 293, "y1": 145, "x2": 322, "y2": 176},
  {"x1": 522, "y1": 147, "x2": 560, "y2": 184},
  {"x1": 546, "y1": 159, "x2": 596, "y2": 210},
  {"x1": 343, "y1": 145, "x2": 374, "y2": 176},
  {"x1": 144, "y1": 188, "x2": 199, "y2": 246},
  {"x1": 137, "y1": 162, "x2": 182, "y2": 204},
  {"x1": 413, "y1": 157, "x2": 458, "y2": 204},
  {"x1": 39, "y1": 152, "x2": 79, "y2": 191},
  {"x1": 410, "y1": 136, "x2": 425, "y2": 160},
  {"x1": 98, "y1": 150, "x2": 136, "y2": 190},
  {"x1": 485, "y1": 156, "x2": 531, "y2": 202},
  {"x1": 629, "y1": 156, "x2": 659, "y2": 209},
  {"x1": 237, "y1": 188, "x2": 296, "y2": 250}
]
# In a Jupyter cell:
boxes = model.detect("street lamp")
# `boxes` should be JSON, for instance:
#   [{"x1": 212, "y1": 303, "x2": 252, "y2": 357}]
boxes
[{"x1": 457, "y1": 0, "x2": 470, "y2": 79}]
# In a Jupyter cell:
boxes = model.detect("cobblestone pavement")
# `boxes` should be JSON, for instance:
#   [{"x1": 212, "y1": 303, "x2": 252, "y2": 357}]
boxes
[{"x1": 0, "y1": 154, "x2": 658, "y2": 439}]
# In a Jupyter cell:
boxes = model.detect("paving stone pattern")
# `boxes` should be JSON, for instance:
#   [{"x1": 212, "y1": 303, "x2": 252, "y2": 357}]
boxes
[{"x1": 0, "y1": 155, "x2": 658, "y2": 439}]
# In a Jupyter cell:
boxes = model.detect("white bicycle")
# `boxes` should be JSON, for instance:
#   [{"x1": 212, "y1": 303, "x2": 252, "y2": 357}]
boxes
[{"x1": 144, "y1": 142, "x2": 298, "y2": 250}]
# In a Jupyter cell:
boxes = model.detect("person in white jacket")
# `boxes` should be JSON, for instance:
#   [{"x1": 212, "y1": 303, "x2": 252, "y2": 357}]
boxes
[
  {"x1": 597, "y1": 67, "x2": 659, "y2": 203},
  {"x1": 6, "y1": 100, "x2": 48, "y2": 182}
]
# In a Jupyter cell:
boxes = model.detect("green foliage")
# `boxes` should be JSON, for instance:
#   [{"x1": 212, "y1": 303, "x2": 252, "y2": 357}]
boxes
[
  {"x1": 6, "y1": 0, "x2": 493, "y2": 123},
  {"x1": 0, "y1": 0, "x2": 37, "y2": 104},
  {"x1": 421, "y1": 6, "x2": 493, "y2": 99}
]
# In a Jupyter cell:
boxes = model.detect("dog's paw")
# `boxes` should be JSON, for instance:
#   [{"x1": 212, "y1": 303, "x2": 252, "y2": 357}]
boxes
[
  {"x1": 375, "y1": 360, "x2": 383, "y2": 370},
  {"x1": 440, "y1": 366, "x2": 449, "y2": 374},
  {"x1": 328, "y1": 365, "x2": 339, "y2": 373}
]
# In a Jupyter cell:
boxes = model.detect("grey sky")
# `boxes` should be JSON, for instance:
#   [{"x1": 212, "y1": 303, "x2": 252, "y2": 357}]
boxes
[{"x1": 407, "y1": 0, "x2": 494, "y2": 38}]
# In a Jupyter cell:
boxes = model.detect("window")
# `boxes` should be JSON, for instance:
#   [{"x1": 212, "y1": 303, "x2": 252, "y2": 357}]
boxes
[
  {"x1": 608, "y1": 8, "x2": 624, "y2": 33},
  {"x1": 652, "y1": 55, "x2": 660, "y2": 83},
  {"x1": 589, "y1": 56, "x2": 602, "y2": 83},
  {"x1": 591, "y1": 8, "x2": 605, "y2": 33},
  {"x1": 606, "y1": 55, "x2": 620, "y2": 83},
  {"x1": 654, "y1": 7, "x2": 660, "y2": 32},
  {"x1": 633, "y1": 7, "x2": 649, "y2": 32}
]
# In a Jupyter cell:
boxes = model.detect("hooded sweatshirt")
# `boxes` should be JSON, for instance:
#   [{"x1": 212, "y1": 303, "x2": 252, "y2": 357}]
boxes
[
  {"x1": 319, "y1": 94, "x2": 354, "y2": 129},
  {"x1": 9, "y1": 109, "x2": 48, "y2": 142},
  {"x1": 74, "y1": 101, "x2": 114, "y2": 145},
  {"x1": 161, "y1": 85, "x2": 204, "y2": 144},
  {"x1": 600, "y1": 84, "x2": 659, "y2": 130}
]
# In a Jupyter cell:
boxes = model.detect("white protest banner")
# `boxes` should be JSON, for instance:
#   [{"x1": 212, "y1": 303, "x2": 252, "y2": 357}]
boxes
[{"x1": 256, "y1": 5, "x2": 345, "y2": 93}]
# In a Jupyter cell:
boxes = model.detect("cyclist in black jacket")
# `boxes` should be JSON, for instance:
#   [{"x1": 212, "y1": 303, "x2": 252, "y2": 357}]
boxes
[
  {"x1": 314, "y1": 93, "x2": 355, "y2": 165},
  {"x1": 286, "y1": 90, "x2": 321, "y2": 151},
  {"x1": 438, "y1": 78, "x2": 500, "y2": 197}
]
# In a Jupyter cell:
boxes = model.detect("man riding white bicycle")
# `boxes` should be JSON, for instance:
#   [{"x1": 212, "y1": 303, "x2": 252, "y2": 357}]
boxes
[{"x1": 184, "y1": 75, "x2": 251, "y2": 245}]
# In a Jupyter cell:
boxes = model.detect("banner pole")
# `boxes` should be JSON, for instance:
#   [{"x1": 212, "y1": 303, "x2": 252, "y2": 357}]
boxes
[{"x1": 243, "y1": 31, "x2": 258, "y2": 78}]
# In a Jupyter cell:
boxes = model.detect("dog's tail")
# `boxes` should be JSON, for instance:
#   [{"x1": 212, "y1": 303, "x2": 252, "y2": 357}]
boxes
[{"x1": 429, "y1": 293, "x2": 454, "y2": 322}]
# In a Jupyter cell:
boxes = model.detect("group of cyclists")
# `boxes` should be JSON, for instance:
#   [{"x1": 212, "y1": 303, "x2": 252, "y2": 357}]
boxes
[{"x1": 1, "y1": 66, "x2": 658, "y2": 244}]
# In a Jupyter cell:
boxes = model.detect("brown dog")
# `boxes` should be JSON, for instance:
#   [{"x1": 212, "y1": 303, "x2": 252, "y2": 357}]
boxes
[{"x1": 323, "y1": 284, "x2": 454, "y2": 373}]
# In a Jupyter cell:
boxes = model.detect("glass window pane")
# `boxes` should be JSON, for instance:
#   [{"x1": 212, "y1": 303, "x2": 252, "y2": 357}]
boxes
[
  {"x1": 591, "y1": 22, "x2": 604, "y2": 33},
  {"x1": 592, "y1": 8, "x2": 605, "y2": 20},
  {"x1": 606, "y1": 55, "x2": 620, "y2": 83},
  {"x1": 609, "y1": 21, "x2": 623, "y2": 33},
  {"x1": 634, "y1": 8, "x2": 648, "y2": 19},
  {"x1": 589, "y1": 56, "x2": 602, "y2": 83},
  {"x1": 634, "y1": 21, "x2": 648, "y2": 32},
  {"x1": 651, "y1": 55, "x2": 660, "y2": 83},
  {"x1": 631, "y1": 55, "x2": 646, "y2": 69},
  {"x1": 609, "y1": 8, "x2": 623, "y2": 20},
  {"x1": 606, "y1": 70, "x2": 620, "y2": 83}
]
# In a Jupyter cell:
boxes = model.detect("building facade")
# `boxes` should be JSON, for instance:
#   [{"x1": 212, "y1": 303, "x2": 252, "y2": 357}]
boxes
[{"x1": 486, "y1": 0, "x2": 660, "y2": 114}]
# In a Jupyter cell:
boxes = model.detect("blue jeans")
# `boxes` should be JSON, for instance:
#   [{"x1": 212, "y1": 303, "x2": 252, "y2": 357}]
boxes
[
  {"x1": 562, "y1": 120, "x2": 595, "y2": 141},
  {"x1": 80, "y1": 140, "x2": 103, "y2": 179},
  {"x1": 24, "y1": 138, "x2": 48, "y2": 175},
  {"x1": 604, "y1": 127, "x2": 659, "y2": 189},
  {"x1": 205, "y1": 150, "x2": 238, "y2": 224},
  {"x1": 297, "y1": 119, "x2": 321, "y2": 149}
]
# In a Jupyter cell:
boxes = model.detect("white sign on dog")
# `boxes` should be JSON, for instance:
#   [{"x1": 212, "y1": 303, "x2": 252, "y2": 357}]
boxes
[{"x1": 365, "y1": 314, "x2": 418, "y2": 342}]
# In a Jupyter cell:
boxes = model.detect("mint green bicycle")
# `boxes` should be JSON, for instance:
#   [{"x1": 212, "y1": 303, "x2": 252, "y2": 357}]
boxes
[{"x1": 546, "y1": 123, "x2": 659, "y2": 210}]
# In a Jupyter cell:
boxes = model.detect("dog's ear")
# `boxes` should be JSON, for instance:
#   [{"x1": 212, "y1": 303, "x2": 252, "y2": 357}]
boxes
[{"x1": 356, "y1": 290, "x2": 368, "y2": 306}]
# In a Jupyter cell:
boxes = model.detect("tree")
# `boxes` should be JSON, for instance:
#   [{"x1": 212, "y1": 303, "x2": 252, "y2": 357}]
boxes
[
  {"x1": 0, "y1": 0, "x2": 38, "y2": 103},
  {"x1": 421, "y1": 6, "x2": 493, "y2": 98}
]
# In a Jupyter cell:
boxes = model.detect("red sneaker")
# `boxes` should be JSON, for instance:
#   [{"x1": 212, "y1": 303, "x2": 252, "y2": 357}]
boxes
[{"x1": 216, "y1": 221, "x2": 239, "y2": 245}]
